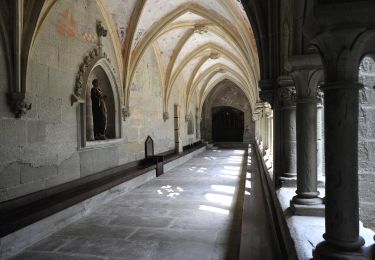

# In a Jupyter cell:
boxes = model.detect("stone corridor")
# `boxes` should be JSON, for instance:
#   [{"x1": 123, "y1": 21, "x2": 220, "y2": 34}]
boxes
[{"x1": 10, "y1": 148, "x2": 253, "y2": 260}]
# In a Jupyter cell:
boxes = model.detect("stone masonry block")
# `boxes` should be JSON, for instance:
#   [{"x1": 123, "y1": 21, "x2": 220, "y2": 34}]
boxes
[
  {"x1": 29, "y1": 61, "x2": 49, "y2": 94},
  {"x1": 58, "y1": 153, "x2": 80, "y2": 177},
  {"x1": 359, "y1": 202, "x2": 375, "y2": 230},
  {"x1": 0, "y1": 145, "x2": 21, "y2": 165},
  {"x1": 0, "y1": 163, "x2": 20, "y2": 189},
  {"x1": 0, "y1": 189, "x2": 7, "y2": 202},
  {"x1": 27, "y1": 121, "x2": 47, "y2": 144},
  {"x1": 79, "y1": 146, "x2": 119, "y2": 177},
  {"x1": 37, "y1": 96, "x2": 62, "y2": 123},
  {"x1": 20, "y1": 164, "x2": 58, "y2": 184},
  {"x1": 0, "y1": 119, "x2": 27, "y2": 146}
]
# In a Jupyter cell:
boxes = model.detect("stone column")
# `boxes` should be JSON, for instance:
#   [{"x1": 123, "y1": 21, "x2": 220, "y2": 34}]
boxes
[
  {"x1": 310, "y1": 3, "x2": 375, "y2": 257},
  {"x1": 286, "y1": 54, "x2": 324, "y2": 206},
  {"x1": 278, "y1": 76, "x2": 297, "y2": 178},
  {"x1": 319, "y1": 81, "x2": 365, "y2": 251}
]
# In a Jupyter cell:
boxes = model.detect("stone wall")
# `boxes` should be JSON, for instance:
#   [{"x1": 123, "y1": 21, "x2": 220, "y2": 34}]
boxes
[
  {"x1": 0, "y1": 0, "x2": 199, "y2": 202},
  {"x1": 201, "y1": 80, "x2": 255, "y2": 143},
  {"x1": 358, "y1": 55, "x2": 375, "y2": 230}
]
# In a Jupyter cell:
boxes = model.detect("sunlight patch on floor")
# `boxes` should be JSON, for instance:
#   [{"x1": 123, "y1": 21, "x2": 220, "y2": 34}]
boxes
[
  {"x1": 199, "y1": 205, "x2": 229, "y2": 215},
  {"x1": 205, "y1": 193, "x2": 233, "y2": 207},
  {"x1": 211, "y1": 185, "x2": 236, "y2": 194}
]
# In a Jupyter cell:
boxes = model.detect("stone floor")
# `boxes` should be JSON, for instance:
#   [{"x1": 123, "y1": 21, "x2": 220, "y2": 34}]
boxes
[{"x1": 10, "y1": 148, "x2": 247, "y2": 260}]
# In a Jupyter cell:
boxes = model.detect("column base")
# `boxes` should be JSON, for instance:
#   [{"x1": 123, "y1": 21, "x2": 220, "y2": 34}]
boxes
[
  {"x1": 290, "y1": 202, "x2": 325, "y2": 217},
  {"x1": 313, "y1": 240, "x2": 368, "y2": 260},
  {"x1": 292, "y1": 194, "x2": 323, "y2": 205}
]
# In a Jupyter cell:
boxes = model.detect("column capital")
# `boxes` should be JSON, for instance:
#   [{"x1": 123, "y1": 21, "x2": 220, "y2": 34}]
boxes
[{"x1": 286, "y1": 55, "x2": 324, "y2": 101}]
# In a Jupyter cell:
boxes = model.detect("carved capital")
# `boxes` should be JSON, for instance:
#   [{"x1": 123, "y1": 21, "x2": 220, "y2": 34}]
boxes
[
  {"x1": 279, "y1": 86, "x2": 296, "y2": 107},
  {"x1": 286, "y1": 55, "x2": 324, "y2": 100},
  {"x1": 7, "y1": 92, "x2": 32, "y2": 118},
  {"x1": 317, "y1": 88, "x2": 324, "y2": 104}
]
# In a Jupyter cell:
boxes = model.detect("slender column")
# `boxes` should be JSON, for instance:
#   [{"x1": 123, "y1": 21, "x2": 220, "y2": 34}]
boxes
[
  {"x1": 278, "y1": 76, "x2": 297, "y2": 178},
  {"x1": 287, "y1": 54, "x2": 324, "y2": 205}
]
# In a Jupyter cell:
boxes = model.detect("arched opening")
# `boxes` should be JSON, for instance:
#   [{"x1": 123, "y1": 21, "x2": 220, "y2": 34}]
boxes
[
  {"x1": 212, "y1": 106, "x2": 244, "y2": 142},
  {"x1": 86, "y1": 66, "x2": 117, "y2": 141},
  {"x1": 201, "y1": 80, "x2": 254, "y2": 143}
]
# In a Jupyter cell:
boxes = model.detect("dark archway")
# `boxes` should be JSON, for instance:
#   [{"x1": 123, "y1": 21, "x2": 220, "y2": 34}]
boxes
[{"x1": 212, "y1": 106, "x2": 244, "y2": 142}]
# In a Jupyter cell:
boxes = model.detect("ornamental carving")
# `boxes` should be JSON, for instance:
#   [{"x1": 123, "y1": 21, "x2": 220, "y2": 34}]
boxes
[
  {"x1": 209, "y1": 52, "x2": 220, "y2": 60},
  {"x1": 71, "y1": 47, "x2": 112, "y2": 104},
  {"x1": 194, "y1": 24, "x2": 209, "y2": 34},
  {"x1": 71, "y1": 20, "x2": 115, "y2": 105},
  {"x1": 7, "y1": 92, "x2": 32, "y2": 118},
  {"x1": 122, "y1": 106, "x2": 130, "y2": 121},
  {"x1": 163, "y1": 111, "x2": 169, "y2": 121},
  {"x1": 279, "y1": 86, "x2": 296, "y2": 107},
  {"x1": 317, "y1": 88, "x2": 324, "y2": 104}
]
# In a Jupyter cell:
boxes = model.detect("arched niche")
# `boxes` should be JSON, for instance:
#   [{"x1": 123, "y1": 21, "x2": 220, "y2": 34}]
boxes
[{"x1": 72, "y1": 48, "x2": 122, "y2": 148}]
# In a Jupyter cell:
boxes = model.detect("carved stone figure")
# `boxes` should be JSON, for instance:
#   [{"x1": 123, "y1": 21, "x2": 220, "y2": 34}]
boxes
[{"x1": 91, "y1": 79, "x2": 107, "y2": 140}]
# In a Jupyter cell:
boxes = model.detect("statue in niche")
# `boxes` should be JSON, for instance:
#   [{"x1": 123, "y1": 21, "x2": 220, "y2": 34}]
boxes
[{"x1": 91, "y1": 79, "x2": 107, "y2": 140}]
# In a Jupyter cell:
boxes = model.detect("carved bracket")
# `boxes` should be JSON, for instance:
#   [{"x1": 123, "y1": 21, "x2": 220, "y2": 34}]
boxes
[
  {"x1": 163, "y1": 112, "x2": 169, "y2": 121},
  {"x1": 122, "y1": 106, "x2": 130, "y2": 120},
  {"x1": 7, "y1": 92, "x2": 32, "y2": 118}
]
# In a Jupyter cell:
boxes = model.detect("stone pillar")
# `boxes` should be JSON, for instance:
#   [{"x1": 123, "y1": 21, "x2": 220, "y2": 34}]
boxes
[
  {"x1": 319, "y1": 81, "x2": 365, "y2": 251},
  {"x1": 286, "y1": 55, "x2": 324, "y2": 206},
  {"x1": 309, "y1": 3, "x2": 375, "y2": 257},
  {"x1": 278, "y1": 76, "x2": 297, "y2": 178}
]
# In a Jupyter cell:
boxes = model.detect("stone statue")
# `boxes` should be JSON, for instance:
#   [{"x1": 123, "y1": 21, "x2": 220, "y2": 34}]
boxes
[{"x1": 91, "y1": 79, "x2": 107, "y2": 140}]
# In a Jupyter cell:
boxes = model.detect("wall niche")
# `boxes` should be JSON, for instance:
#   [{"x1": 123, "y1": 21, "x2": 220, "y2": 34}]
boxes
[{"x1": 86, "y1": 66, "x2": 117, "y2": 141}]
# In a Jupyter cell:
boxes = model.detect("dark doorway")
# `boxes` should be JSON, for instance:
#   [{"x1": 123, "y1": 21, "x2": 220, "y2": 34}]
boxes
[{"x1": 212, "y1": 106, "x2": 244, "y2": 142}]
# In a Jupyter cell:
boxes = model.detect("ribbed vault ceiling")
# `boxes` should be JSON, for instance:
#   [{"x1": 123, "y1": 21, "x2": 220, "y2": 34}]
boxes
[{"x1": 104, "y1": 0, "x2": 259, "y2": 113}]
